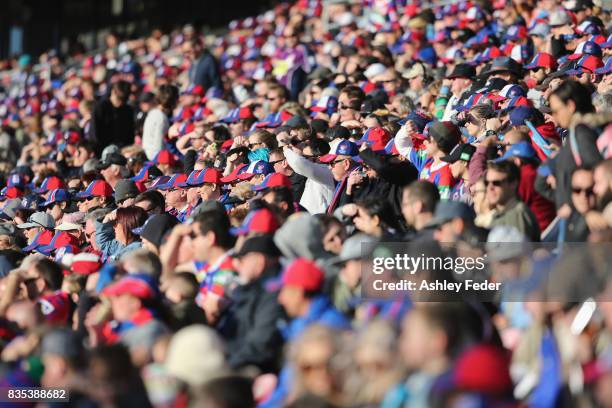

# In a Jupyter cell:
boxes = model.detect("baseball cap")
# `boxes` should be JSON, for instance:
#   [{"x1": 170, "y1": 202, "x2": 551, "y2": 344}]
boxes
[
  {"x1": 356, "y1": 127, "x2": 391, "y2": 152},
  {"x1": 76, "y1": 180, "x2": 113, "y2": 199},
  {"x1": 189, "y1": 168, "x2": 222, "y2": 186},
  {"x1": 220, "y1": 163, "x2": 249, "y2": 184},
  {"x1": 402, "y1": 62, "x2": 426, "y2": 79},
  {"x1": 285, "y1": 116, "x2": 309, "y2": 130},
  {"x1": 114, "y1": 180, "x2": 140, "y2": 203},
  {"x1": 441, "y1": 144, "x2": 477, "y2": 163},
  {"x1": 230, "y1": 208, "x2": 279, "y2": 236},
  {"x1": 221, "y1": 106, "x2": 256, "y2": 123},
  {"x1": 549, "y1": 10, "x2": 571, "y2": 27},
  {"x1": 508, "y1": 106, "x2": 543, "y2": 126},
  {"x1": 427, "y1": 201, "x2": 476, "y2": 228},
  {"x1": 268, "y1": 258, "x2": 325, "y2": 292},
  {"x1": 364, "y1": 63, "x2": 387, "y2": 80},
  {"x1": 525, "y1": 52, "x2": 558, "y2": 70},
  {"x1": 6, "y1": 173, "x2": 25, "y2": 189},
  {"x1": 236, "y1": 161, "x2": 274, "y2": 181},
  {"x1": 156, "y1": 173, "x2": 188, "y2": 191},
  {"x1": 70, "y1": 253, "x2": 102, "y2": 275},
  {"x1": 154, "y1": 150, "x2": 177, "y2": 166},
  {"x1": 492, "y1": 141, "x2": 538, "y2": 163},
  {"x1": 102, "y1": 273, "x2": 159, "y2": 299},
  {"x1": 96, "y1": 152, "x2": 128, "y2": 170},
  {"x1": 595, "y1": 57, "x2": 612, "y2": 75},
  {"x1": 489, "y1": 84, "x2": 526, "y2": 102},
  {"x1": 429, "y1": 122, "x2": 461, "y2": 150},
  {"x1": 398, "y1": 110, "x2": 432, "y2": 131},
  {"x1": 131, "y1": 164, "x2": 163, "y2": 182},
  {"x1": 22, "y1": 229, "x2": 54, "y2": 252},
  {"x1": 42, "y1": 189, "x2": 71, "y2": 208},
  {"x1": 319, "y1": 140, "x2": 359, "y2": 163},
  {"x1": 566, "y1": 54, "x2": 604, "y2": 75},
  {"x1": 148, "y1": 176, "x2": 172, "y2": 190},
  {"x1": 134, "y1": 214, "x2": 179, "y2": 248},
  {"x1": 252, "y1": 173, "x2": 292, "y2": 191},
  {"x1": 34, "y1": 176, "x2": 65, "y2": 194},
  {"x1": 37, "y1": 231, "x2": 81, "y2": 256},
  {"x1": 17, "y1": 212, "x2": 55, "y2": 230},
  {"x1": 567, "y1": 41, "x2": 602, "y2": 60},
  {"x1": 310, "y1": 95, "x2": 338, "y2": 116}
]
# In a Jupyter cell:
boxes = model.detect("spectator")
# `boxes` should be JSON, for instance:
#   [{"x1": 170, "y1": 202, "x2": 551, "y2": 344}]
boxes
[
  {"x1": 486, "y1": 161, "x2": 541, "y2": 241},
  {"x1": 91, "y1": 80, "x2": 135, "y2": 153},
  {"x1": 142, "y1": 85, "x2": 179, "y2": 160}
]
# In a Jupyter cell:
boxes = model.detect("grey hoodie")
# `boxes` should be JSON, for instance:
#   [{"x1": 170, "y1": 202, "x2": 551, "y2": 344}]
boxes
[{"x1": 273, "y1": 213, "x2": 333, "y2": 263}]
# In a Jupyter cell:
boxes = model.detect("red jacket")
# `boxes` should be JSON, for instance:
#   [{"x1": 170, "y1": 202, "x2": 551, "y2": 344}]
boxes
[
  {"x1": 519, "y1": 163, "x2": 555, "y2": 231},
  {"x1": 530, "y1": 122, "x2": 560, "y2": 162}
]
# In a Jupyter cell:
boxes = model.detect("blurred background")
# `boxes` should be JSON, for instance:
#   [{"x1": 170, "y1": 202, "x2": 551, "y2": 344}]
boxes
[{"x1": 0, "y1": 0, "x2": 276, "y2": 59}]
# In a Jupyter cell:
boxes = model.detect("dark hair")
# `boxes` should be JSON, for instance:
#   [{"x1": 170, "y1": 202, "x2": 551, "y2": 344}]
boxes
[
  {"x1": 356, "y1": 197, "x2": 399, "y2": 232},
  {"x1": 326, "y1": 125, "x2": 351, "y2": 141},
  {"x1": 196, "y1": 376, "x2": 255, "y2": 408},
  {"x1": 340, "y1": 85, "x2": 366, "y2": 103},
  {"x1": 405, "y1": 180, "x2": 440, "y2": 213},
  {"x1": 194, "y1": 209, "x2": 235, "y2": 249},
  {"x1": 212, "y1": 125, "x2": 231, "y2": 142},
  {"x1": 34, "y1": 258, "x2": 63, "y2": 290},
  {"x1": 115, "y1": 206, "x2": 148, "y2": 243},
  {"x1": 551, "y1": 80, "x2": 595, "y2": 114},
  {"x1": 307, "y1": 139, "x2": 331, "y2": 156},
  {"x1": 15, "y1": 208, "x2": 35, "y2": 223},
  {"x1": 134, "y1": 190, "x2": 165, "y2": 213},
  {"x1": 112, "y1": 80, "x2": 131, "y2": 103},
  {"x1": 266, "y1": 187, "x2": 295, "y2": 218},
  {"x1": 157, "y1": 84, "x2": 179, "y2": 111},
  {"x1": 89, "y1": 344, "x2": 150, "y2": 405},
  {"x1": 486, "y1": 160, "x2": 521, "y2": 185}
]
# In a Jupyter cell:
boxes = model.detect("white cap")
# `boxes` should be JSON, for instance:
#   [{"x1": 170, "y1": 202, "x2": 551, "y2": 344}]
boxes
[{"x1": 364, "y1": 63, "x2": 387, "y2": 80}]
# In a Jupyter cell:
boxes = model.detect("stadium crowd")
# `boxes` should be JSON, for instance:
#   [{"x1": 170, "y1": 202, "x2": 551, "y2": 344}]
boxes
[{"x1": 2, "y1": 0, "x2": 612, "y2": 406}]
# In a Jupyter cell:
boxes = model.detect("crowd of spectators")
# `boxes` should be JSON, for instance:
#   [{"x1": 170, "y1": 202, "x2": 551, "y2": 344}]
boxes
[{"x1": 2, "y1": 0, "x2": 612, "y2": 407}]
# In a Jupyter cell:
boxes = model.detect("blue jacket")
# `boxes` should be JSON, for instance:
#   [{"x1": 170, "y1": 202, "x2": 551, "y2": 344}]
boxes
[
  {"x1": 259, "y1": 296, "x2": 350, "y2": 408},
  {"x1": 95, "y1": 221, "x2": 142, "y2": 261}
]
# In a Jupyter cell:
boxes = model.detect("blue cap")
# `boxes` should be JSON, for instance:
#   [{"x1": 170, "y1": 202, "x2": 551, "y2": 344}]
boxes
[
  {"x1": 42, "y1": 189, "x2": 71, "y2": 207},
  {"x1": 493, "y1": 141, "x2": 538, "y2": 162}
]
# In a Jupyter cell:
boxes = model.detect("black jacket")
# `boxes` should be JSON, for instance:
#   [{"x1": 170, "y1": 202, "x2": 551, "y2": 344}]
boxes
[
  {"x1": 92, "y1": 98, "x2": 135, "y2": 153},
  {"x1": 223, "y1": 267, "x2": 285, "y2": 373}
]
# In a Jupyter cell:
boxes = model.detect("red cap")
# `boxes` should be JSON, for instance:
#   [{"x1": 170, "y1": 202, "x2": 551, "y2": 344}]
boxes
[
  {"x1": 252, "y1": 173, "x2": 292, "y2": 191},
  {"x1": 3, "y1": 187, "x2": 23, "y2": 199},
  {"x1": 230, "y1": 208, "x2": 280, "y2": 236},
  {"x1": 220, "y1": 163, "x2": 249, "y2": 183},
  {"x1": 155, "y1": 150, "x2": 177, "y2": 166},
  {"x1": 453, "y1": 343, "x2": 513, "y2": 395},
  {"x1": 239, "y1": 106, "x2": 256, "y2": 120},
  {"x1": 199, "y1": 168, "x2": 222, "y2": 184},
  {"x1": 70, "y1": 253, "x2": 102, "y2": 275},
  {"x1": 281, "y1": 258, "x2": 324, "y2": 292},
  {"x1": 102, "y1": 274, "x2": 158, "y2": 299}
]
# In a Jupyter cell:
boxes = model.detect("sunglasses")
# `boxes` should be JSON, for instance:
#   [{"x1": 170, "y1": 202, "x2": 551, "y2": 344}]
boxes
[
  {"x1": 339, "y1": 104, "x2": 358, "y2": 111},
  {"x1": 248, "y1": 142, "x2": 262, "y2": 149},
  {"x1": 327, "y1": 158, "x2": 347, "y2": 167},
  {"x1": 266, "y1": 96, "x2": 280, "y2": 101},
  {"x1": 572, "y1": 186, "x2": 594, "y2": 196},
  {"x1": 269, "y1": 159, "x2": 284, "y2": 165},
  {"x1": 485, "y1": 178, "x2": 509, "y2": 187}
]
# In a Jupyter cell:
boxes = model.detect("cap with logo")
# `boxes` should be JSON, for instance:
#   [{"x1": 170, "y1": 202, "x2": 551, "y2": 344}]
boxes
[
  {"x1": 76, "y1": 180, "x2": 114, "y2": 199},
  {"x1": 319, "y1": 140, "x2": 360, "y2": 163}
]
